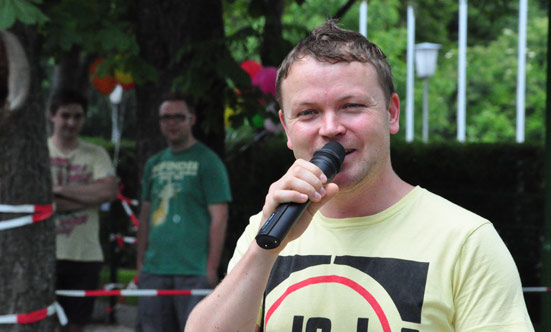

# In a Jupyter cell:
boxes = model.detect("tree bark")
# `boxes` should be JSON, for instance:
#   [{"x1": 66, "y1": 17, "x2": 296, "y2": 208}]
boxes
[
  {"x1": 0, "y1": 24, "x2": 55, "y2": 332},
  {"x1": 134, "y1": 0, "x2": 227, "y2": 180},
  {"x1": 49, "y1": 46, "x2": 94, "y2": 99},
  {"x1": 260, "y1": 0, "x2": 290, "y2": 67}
]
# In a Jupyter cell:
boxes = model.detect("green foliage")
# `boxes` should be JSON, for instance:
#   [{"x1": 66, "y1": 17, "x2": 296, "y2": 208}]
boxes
[
  {"x1": 5, "y1": 0, "x2": 550, "y2": 144},
  {"x1": 0, "y1": 0, "x2": 48, "y2": 29},
  {"x1": 37, "y1": 0, "x2": 157, "y2": 84}
]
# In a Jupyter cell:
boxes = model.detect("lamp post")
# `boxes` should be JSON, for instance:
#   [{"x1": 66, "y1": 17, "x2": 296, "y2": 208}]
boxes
[{"x1": 415, "y1": 42, "x2": 441, "y2": 143}]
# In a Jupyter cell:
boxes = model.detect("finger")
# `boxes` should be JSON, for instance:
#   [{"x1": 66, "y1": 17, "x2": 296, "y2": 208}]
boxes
[
  {"x1": 282, "y1": 162, "x2": 327, "y2": 201},
  {"x1": 306, "y1": 183, "x2": 339, "y2": 216}
]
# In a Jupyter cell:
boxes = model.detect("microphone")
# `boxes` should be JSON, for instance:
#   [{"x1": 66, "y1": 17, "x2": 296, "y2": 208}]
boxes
[{"x1": 255, "y1": 142, "x2": 346, "y2": 249}]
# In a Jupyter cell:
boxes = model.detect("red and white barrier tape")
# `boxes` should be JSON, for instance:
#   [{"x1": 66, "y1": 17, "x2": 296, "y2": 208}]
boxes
[
  {"x1": 110, "y1": 234, "x2": 137, "y2": 248},
  {"x1": 118, "y1": 187, "x2": 139, "y2": 228},
  {"x1": 0, "y1": 204, "x2": 54, "y2": 231},
  {"x1": 56, "y1": 289, "x2": 212, "y2": 297},
  {"x1": 0, "y1": 302, "x2": 67, "y2": 325}
]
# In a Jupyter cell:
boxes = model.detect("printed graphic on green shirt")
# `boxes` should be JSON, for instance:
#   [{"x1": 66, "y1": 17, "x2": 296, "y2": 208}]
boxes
[{"x1": 151, "y1": 160, "x2": 199, "y2": 226}]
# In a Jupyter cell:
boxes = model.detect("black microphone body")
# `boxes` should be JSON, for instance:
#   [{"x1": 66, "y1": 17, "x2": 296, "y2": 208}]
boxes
[{"x1": 255, "y1": 142, "x2": 346, "y2": 249}]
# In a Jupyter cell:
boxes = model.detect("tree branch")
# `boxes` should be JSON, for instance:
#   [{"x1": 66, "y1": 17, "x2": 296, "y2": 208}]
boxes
[{"x1": 331, "y1": 0, "x2": 359, "y2": 20}]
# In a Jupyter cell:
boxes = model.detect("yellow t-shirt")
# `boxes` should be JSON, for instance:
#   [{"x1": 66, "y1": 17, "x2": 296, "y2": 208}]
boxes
[
  {"x1": 48, "y1": 138, "x2": 114, "y2": 261},
  {"x1": 228, "y1": 186, "x2": 534, "y2": 332}
]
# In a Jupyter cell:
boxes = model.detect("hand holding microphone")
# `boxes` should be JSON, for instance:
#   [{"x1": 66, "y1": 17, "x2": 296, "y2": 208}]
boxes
[{"x1": 256, "y1": 142, "x2": 346, "y2": 249}]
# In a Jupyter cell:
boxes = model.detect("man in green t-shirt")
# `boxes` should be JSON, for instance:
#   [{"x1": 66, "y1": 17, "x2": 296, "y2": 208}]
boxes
[{"x1": 137, "y1": 93, "x2": 232, "y2": 331}]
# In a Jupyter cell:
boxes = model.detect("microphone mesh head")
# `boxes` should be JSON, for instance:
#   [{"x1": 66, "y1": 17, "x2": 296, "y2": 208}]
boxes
[{"x1": 322, "y1": 142, "x2": 345, "y2": 164}]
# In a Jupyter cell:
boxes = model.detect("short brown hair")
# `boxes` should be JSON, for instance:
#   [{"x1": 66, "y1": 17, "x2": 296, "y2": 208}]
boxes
[
  {"x1": 160, "y1": 92, "x2": 195, "y2": 114},
  {"x1": 276, "y1": 19, "x2": 395, "y2": 107},
  {"x1": 49, "y1": 89, "x2": 88, "y2": 115}
]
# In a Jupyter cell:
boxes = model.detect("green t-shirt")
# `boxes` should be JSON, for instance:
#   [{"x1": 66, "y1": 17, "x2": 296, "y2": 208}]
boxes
[{"x1": 142, "y1": 142, "x2": 232, "y2": 275}]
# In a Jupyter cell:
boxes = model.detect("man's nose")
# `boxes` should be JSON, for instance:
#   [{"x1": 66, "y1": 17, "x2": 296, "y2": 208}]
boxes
[{"x1": 319, "y1": 113, "x2": 346, "y2": 138}]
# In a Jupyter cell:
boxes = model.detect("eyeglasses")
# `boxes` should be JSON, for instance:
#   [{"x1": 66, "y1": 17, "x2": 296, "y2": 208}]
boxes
[
  {"x1": 159, "y1": 114, "x2": 193, "y2": 123},
  {"x1": 60, "y1": 113, "x2": 84, "y2": 121}
]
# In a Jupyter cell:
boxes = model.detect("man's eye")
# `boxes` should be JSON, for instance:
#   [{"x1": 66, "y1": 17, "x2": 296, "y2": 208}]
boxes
[
  {"x1": 344, "y1": 103, "x2": 364, "y2": 109},
  {"x1": 298, "y1": 110, "x2": 317, "y2": 117}
]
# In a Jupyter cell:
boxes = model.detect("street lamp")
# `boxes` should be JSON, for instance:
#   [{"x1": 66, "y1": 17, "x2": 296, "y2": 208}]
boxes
[{"x1": 415, "y1": 42, "x2": 441, "y2": 143}]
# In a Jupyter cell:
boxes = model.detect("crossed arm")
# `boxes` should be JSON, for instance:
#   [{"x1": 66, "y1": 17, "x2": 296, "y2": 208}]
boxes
[{"x1": 53, "y1": 175, "x2": 118, "y2": 211}]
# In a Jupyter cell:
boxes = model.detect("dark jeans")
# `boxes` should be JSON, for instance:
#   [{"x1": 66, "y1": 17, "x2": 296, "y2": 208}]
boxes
[
  {"x1": 56, "y1": 260, "x2": 102, "y2": 324},
  {"x1": 137, "y1": 271, "x2": 210, "y2": 332}
]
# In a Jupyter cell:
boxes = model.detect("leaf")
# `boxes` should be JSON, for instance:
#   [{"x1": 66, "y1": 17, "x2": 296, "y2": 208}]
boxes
[
  {"x1": 12, "y1": 0, "x2": 48, "y2": 25},
  {"x1": 0, "y1": 0, "x2": 17, "y2": 29},
  {"x1": 247, "y1": 0, "x2": 266, "y2": 18}
]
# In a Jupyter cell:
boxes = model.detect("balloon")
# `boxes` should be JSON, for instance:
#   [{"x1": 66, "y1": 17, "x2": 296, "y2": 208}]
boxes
[
  {"x1": 0, "y1": 30, "x2": 30, "y2": 112},
  {"x1": 252, "y1": 67, "x2": 277, "y2": 96},
  {"x1": 89, "y1": 58, "x2": 116, "y2": 95},
  {"x1": 241, "y1": 60, "x2": 262, "y2": 80},
  {"x1": 115, "y1": 69, "x2": 135, "y2": 90},
  {"x1": 252, "y1": 114, "x2": 264, "y2": 128}
]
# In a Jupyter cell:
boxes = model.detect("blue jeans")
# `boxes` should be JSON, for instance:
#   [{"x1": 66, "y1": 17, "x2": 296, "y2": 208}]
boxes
[{"x1": 137, "y1": 271, "x2": 210, "y2": 332}]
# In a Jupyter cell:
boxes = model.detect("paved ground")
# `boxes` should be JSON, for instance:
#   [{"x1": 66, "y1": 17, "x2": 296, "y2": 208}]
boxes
[{"x1": 84, "y1": 299, "x2": 137, "y2": 332}]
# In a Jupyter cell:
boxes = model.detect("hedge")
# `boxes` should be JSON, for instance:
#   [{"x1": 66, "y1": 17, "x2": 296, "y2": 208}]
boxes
[{"x1": 95, "y1": 135, "x2": 547, "y2": 324}]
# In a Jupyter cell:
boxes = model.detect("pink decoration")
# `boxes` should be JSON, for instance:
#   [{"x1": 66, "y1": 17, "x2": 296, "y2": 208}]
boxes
[
  {"x1": 252, "y1": 67, "x2": 277, "y2": 96},
  {"x1": 240, "y1": 60, "x2": 262, "y2": 79}
]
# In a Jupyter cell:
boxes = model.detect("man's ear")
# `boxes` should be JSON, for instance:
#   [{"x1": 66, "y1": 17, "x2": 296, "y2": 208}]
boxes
[
  {"x1": 279, "y1": 109, "x2": 293, "y2": 150},
  {"x1": 388, "y1": 93, "x2": 400, "y2": 134}
]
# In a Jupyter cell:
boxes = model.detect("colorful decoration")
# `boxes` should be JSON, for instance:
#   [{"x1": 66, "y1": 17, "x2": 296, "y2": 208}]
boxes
[
  {"x1": 236, "y1": 60, "x2": 282, "y2": 133},
  {"x1": 240, "y1": 60, "x2": 262, "y2": 79},
  {"x1": 252, "y1": 67, "x2": 277, "y2": 97},
  {"x1": 114, "y1": 70, "x2": 135, "y2": 90},
  {"x1": 224, "y1": 106, "x2": 235, "y2": 127},
  {"x1": 89, "y1": 58, "x2": 116, "y2": 95},
  {"x1": 252, "y1": 114, "x2": 264, "y2": 128}
]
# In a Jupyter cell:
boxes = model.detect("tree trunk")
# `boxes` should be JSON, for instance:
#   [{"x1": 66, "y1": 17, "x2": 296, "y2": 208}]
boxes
[
  {"x1": 0, "y1": 24, "x2": 55, "y2": 332},
  {"x1": 135, "y1": 0, "x2": 227, "y2": 180},
  {"x1": 49, "y1": 46, "x2": 94, "y2": 100},
  {"x1": 260, "y1": 0, "x2": 290, "y2": 67}
]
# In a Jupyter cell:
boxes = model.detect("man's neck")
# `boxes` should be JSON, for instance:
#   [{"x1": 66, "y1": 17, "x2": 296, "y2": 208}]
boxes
[
  {"x1": 169, "y1": 137, "x2": 197, "y2": 153},
  {"x1": 320, "y1": 167, "x2": 414, "y2": 219},
  {"x1": 51, "y1": 134, "x2": 79, "y2": 154}
]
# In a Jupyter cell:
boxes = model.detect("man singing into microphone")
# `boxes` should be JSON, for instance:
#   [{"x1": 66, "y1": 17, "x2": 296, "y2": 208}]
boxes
[{"x1": 186, "y1": 20, "x2": 534, "y2": 332}]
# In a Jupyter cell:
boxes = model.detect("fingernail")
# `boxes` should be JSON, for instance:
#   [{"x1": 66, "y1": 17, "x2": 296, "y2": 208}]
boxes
[
  {"x1": 320, "y1": 187, "x2": 326, "y2": 196},
  {"x1": 314, "y1": 192, "x2": 322, "y2": 200},
  {"x1": 320, "y1": 174, "x2": 327, "y2": 182}
]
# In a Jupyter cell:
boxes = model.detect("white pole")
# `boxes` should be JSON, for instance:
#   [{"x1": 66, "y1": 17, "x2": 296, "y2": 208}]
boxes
[
  {"x1": 359, "y1": 1, "x2": 368, "y2": 38},
  {"x1": 423, "y1": 79, "x2": 429, "y2": 143},
  {"x1": 516, "y1": 0, "x2": 528, "y2": 143},
  {"x1": 457, "y1": 0, "x2": 467, "y2": 142},
  {"x1": 406, "y1": 5, "x2": 415, "y2": 142}
]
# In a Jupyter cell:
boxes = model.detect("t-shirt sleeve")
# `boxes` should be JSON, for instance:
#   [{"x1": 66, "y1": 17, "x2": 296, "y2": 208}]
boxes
[
  {"x1": 227, "y1": 211, "x2": 262, "y2": 272},
  {"x1": 227, "y1": 211, "x2": 264, "y2": 328},
  {"x1": 201, "y1": 153, "x2": 232, "y2": 204},
  {"x1": 452, "y1": 223, "x2": 534, "y2": 332},
  {"x1": 93, "y1": 146, "x2": 115, "y2": 180}
]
